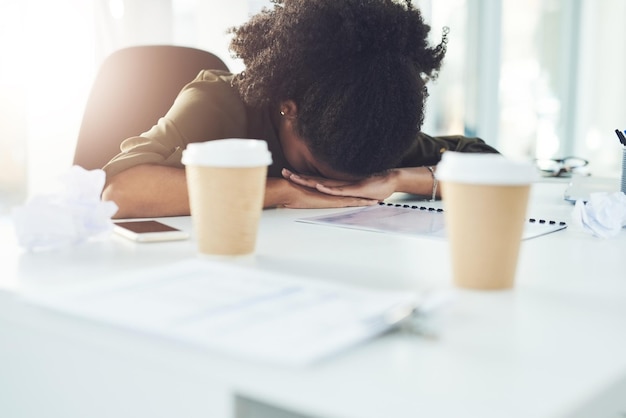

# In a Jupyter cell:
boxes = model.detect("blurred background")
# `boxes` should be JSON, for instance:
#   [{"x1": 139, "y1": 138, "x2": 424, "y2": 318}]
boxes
[{"x1": 1, "y1": 0, "x2": 625, "y2": 211}]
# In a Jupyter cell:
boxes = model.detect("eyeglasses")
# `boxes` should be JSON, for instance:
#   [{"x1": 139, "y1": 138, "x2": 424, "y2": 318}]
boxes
[{"x1": 534, "y1": 157, "x2": 589, "y2": 177}]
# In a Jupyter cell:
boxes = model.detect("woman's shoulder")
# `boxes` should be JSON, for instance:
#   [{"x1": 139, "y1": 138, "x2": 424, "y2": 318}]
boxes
[
  {"x1": 181, "y1": 69, "x2": 238, "y2": 97},
  {"x1": 175, "y1": 69, "x2": 244, "y2": 112},
  {"x1": 194, "y1": 69, "x2": 236, "y2": 83}
]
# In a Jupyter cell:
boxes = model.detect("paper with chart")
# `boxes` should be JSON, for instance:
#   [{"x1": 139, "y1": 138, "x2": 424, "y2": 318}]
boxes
[
  {"x1": 297, "y1": 204, "x2": 567, "y2": 240},
  {"x1": 22, "y1": 259, "x2": 418, "y2": 366}
]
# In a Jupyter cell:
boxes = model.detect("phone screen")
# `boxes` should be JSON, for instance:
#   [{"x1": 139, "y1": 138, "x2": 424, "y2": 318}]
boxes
[
  {"x1": 113, "y1": 220, "x2": 189, "y2": 242},
  {"x1": 115, "y1": 220, "x2": 180, "y2": 233}
]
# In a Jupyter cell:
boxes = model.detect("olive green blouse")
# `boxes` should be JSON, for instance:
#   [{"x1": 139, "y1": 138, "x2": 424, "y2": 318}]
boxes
[{"x1": 103, "y1": 70, "x2": 497, "y2": 178}]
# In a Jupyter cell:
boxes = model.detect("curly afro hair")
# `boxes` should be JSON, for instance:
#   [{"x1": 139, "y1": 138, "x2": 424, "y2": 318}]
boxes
[{"x1": 229, "y1": 0, "x2": 447, "y2": 176}]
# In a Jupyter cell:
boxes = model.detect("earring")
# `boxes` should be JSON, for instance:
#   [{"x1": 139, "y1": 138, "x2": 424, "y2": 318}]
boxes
[{"x1": 280, "y1": 110, "x2": 285, "y2": 116}]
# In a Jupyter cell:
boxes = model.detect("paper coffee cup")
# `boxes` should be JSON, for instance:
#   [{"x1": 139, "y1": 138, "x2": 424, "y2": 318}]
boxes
[
  {"x1": 436, "y1": 152, "x2": 537, "y2": 290},
  {"x1": 182, "y1": 139, "x2": 272, "y2": 256}
]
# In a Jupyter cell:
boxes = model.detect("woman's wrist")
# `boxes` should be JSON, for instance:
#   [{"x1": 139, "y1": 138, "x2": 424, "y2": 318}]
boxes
[
  {"x1": 393, "y1": 166, "x2": 439, "y2": 198},
  {"x1": 264, "y1": 177, "x2": 290, "y2": 208},
  {"x1": 425, "y1": 166, "x2": 438, "y2": 201}
]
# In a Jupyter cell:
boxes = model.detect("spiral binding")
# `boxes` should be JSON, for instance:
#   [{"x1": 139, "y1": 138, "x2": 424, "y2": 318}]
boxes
[{"x1": 378, "y1": 201, "x2": 567, "y2": 226}]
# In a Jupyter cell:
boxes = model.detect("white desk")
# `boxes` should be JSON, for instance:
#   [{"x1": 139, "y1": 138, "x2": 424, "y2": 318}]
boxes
[{"x1": 1, "y1": 182, "x2": 625, "y2": 418}]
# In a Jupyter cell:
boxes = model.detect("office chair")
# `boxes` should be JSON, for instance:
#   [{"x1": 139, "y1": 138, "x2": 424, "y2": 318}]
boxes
[{"x1": 73, "y1": 45, "x2": 229, "y2": 170}]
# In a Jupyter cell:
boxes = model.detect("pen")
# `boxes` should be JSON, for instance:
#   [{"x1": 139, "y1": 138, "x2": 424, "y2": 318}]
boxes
[{"x1": 615, "y1": 129, "x2": 626, "y2": 146}]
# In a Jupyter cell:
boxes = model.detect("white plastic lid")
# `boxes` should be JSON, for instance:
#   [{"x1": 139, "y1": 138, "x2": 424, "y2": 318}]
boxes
[
  {"x1": 182, "y1": 139, "x2": 272, "y2": 167},
  {"x1": 435, "y1": 151, "x2": 538, "y2": 185}
]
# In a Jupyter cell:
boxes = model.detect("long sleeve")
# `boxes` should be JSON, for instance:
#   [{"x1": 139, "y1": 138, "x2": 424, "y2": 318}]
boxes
[
  {"x1": 102, "y1": 70, "x2": 247, "y2": 179},
  {"x1": 396, "y1": 132, "x2": 499, "y2": 168}
]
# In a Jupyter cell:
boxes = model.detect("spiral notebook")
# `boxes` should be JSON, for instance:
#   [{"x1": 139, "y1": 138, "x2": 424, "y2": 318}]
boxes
[{"x1": 297, "y1": 202, "x2": 567, "y2": 240}]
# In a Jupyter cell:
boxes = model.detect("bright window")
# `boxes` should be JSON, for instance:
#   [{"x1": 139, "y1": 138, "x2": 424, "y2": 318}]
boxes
[{"x1": 424, "y1": 0, "x2": 624, "y2": 176}]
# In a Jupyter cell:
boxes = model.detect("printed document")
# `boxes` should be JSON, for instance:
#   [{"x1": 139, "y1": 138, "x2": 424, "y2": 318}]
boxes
[{"x1": 24, "y1": 259, "x2": 418, "y2": 366}]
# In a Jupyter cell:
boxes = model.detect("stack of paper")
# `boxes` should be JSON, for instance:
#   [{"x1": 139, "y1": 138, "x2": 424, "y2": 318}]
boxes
[{"x1": 23, "y1": 259, "x2": 418, "y2": 366}]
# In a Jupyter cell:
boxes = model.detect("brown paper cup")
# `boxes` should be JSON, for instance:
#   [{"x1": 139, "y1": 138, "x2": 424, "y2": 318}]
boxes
[
  {"x1": 441, "y1": 182, "x2": 530, "y2": 289},
  {"x1": 186, "y1": 165, "x2": 267, "y2": 256},
  {"x1": 182, "y1": 139, "x2": 272, "y2": 256},
  {"x1": 436, "y1": 152, "x2": 536, "y2": 290}
]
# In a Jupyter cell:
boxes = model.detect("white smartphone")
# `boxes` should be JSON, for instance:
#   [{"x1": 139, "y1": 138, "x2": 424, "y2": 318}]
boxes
[{"x1": 113, "y1": 220, "x2": 190, "y2": 242}]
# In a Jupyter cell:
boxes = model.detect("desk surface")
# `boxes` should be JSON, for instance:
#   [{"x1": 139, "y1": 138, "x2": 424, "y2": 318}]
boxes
[{"x1": 1, "y1": 181, "x2": 625, "y2": 418}]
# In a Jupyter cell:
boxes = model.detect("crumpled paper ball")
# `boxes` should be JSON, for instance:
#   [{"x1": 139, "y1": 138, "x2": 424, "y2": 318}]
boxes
[
  {"x1": 572, "y1": 192, "x2": 626, "y2": 238},
  {"x1": 12, "y1": 166, "x2": 118, "y2": 251}
]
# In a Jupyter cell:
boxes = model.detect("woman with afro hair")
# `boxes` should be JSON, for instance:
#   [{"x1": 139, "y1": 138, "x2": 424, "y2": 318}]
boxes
[{"x1": 102, "y1": 0, "x2": 498, "y2": 218}]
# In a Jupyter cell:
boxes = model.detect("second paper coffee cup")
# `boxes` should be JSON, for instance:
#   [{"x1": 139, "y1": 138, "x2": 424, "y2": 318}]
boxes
[
  {"x1": 436, "y1": 152, "x2": 537, "y2": 290},
  {"x1": 182, "y1": 139, "x2": 272, "y2": 256}
]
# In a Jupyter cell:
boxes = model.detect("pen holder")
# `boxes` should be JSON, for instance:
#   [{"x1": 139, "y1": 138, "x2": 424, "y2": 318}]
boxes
[{"x1": 622, "y1": 147, "x2": 626, "y2": 194}]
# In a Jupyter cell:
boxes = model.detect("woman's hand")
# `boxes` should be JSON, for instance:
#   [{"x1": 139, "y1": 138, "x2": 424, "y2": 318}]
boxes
[
  {"x1": 282, "y1": 168, "x2": 400, "y2": 201},
  {"x1": 265, "y1": 177, "x2": 378, "y2": 209}
]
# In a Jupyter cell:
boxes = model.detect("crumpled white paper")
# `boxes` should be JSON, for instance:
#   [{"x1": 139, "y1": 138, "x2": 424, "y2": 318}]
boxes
[
  {"x1": 12, "y1": 166, "x2": 118, "y2": 251},
  {"x1": 572, "y1": 192, "x2": 626, "y2": 238}
]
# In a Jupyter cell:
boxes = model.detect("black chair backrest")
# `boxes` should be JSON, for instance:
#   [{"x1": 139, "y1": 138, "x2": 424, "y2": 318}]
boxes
[{"x1": 73, "y1": 45, "x2": 229, "y2": 170}]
